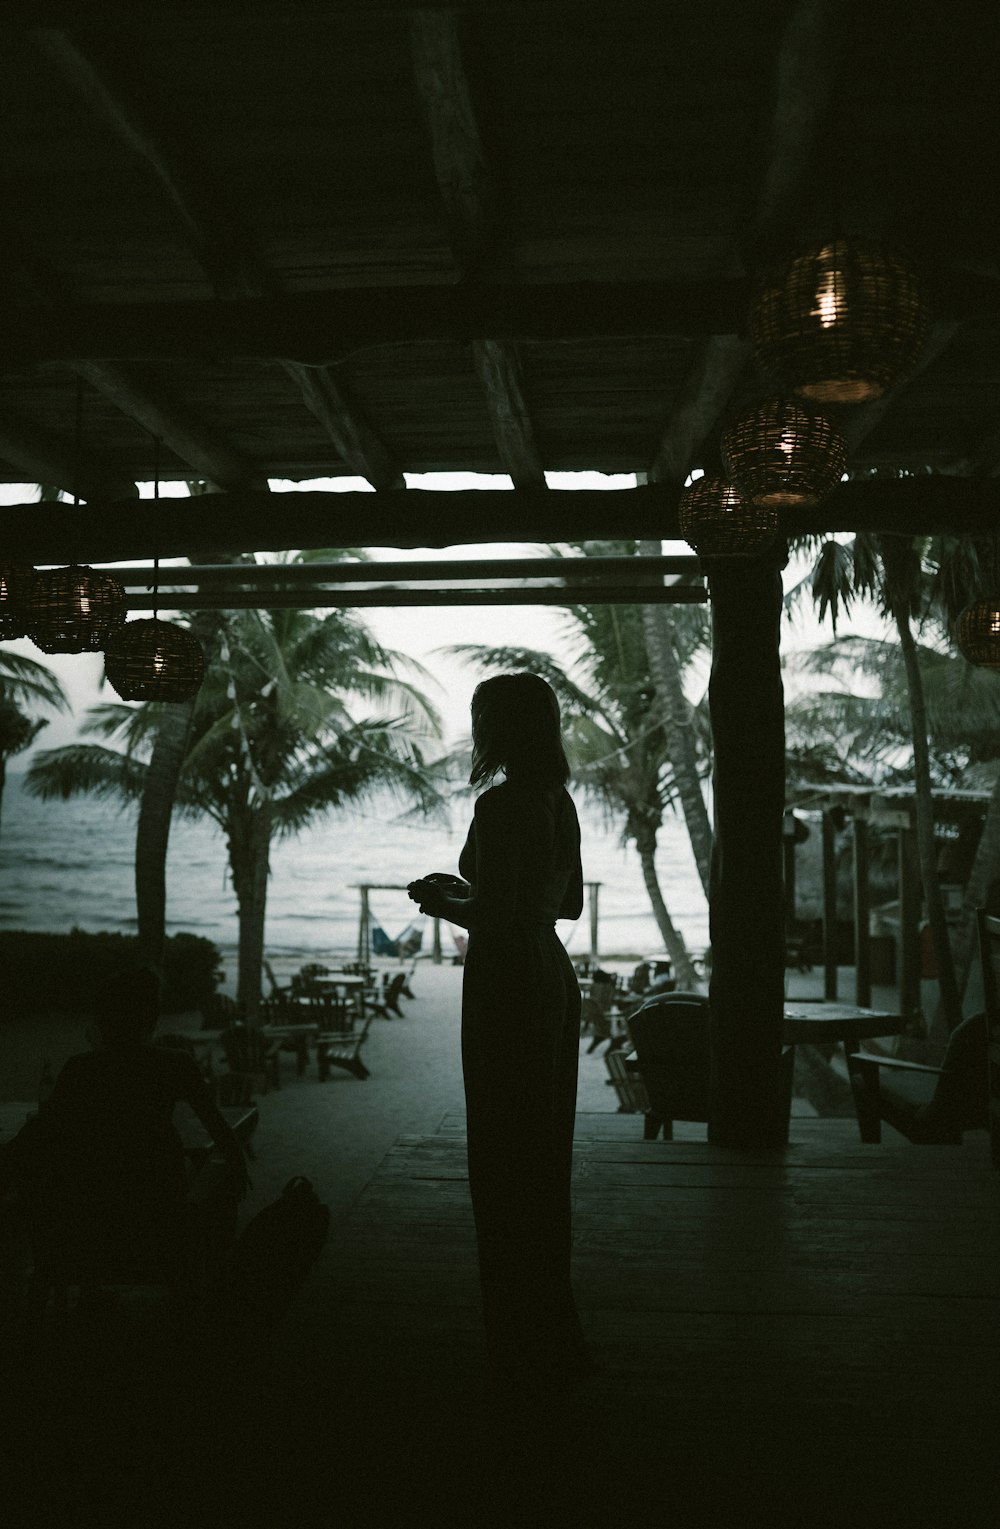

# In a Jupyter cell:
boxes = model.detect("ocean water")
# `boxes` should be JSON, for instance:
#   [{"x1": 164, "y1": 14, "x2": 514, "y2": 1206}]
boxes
[{"x1": 0, "y1": 773, "x2": 709, "y2": 970}]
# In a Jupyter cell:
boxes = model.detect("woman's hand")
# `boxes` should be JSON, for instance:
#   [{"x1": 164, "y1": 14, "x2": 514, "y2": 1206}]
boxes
[
  {"x1": 407, "y1": 873, "x2": 469, "y2": 915},
  {"x1": 407, "y1": 878, "x2": 443, "y2": 915}
]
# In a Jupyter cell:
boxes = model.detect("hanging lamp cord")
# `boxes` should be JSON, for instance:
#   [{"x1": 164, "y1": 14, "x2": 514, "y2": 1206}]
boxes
[{"x1": 152, "y1": 434, "x2": 161, "y2": 622}]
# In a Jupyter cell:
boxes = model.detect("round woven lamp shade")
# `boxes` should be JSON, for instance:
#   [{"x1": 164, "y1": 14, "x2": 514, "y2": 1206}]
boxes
[
  {"x1": 749, "y1": 238, "x2": 929, "y2": 404},
  {"x1": 25, "y1": 565, "x2": 126, "y2": 653},
  {"x1": 678, "y1": 477, "x2": 778, "y2": 559},
  {"x1": 105, "y1": 618, "x2": 206, "y2": 702},
  {"x1": 0, "y1": 562, "x2": 33, "y2": 640},
  {"x1": 956, "y1": 601, "x2": 1000, "y2": 669},
  {"x1": 722, "y1": 399, "x2": 848, "y2": 507}
]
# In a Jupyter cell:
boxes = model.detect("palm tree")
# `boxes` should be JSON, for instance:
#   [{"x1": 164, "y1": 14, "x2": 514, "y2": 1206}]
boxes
[
  {"x1": 25, "y1": 602, "x2": 444, "y2": 1019},
  {"x1": 0, "y1": 650, "x2": 69, "y2": 838},
  {"x1": 448, "y1": 546, "x2": 712, "y2": 985},
  {"x1": 793, "y1": 522, "x2": 989, "y2": 1034},
  {"x1": 786, "y1": 594, "x2": 1000, "y2": 1031},
  {"x1": 637, "y1": 544, "x2": 714, "y2": 895}
]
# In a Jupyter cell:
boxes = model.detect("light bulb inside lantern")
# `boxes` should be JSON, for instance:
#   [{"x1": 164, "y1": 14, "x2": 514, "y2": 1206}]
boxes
[
  {"x1": 778, "y1": 430, "x2": 797, "y2": 458},
  {"x1": 812, "y1": 267, "x2": 842, "y2": 329}
]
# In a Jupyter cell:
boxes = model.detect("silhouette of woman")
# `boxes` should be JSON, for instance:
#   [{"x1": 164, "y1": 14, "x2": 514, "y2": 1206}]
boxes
[{"x1": 408, "y1": 673, "x2": 594, "y2": 1392}]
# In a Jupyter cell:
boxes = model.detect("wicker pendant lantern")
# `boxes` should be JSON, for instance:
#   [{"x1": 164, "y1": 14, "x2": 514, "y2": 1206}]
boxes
[
  {"x1": 24, "y1": 564, "x2": 127, "y2": 653},
  {"x1": 722, "y1": 399, "x2": 848, "y2": 507},
  {"x1": 104, "y1": 442, "x2": 205, "y2": 702},
  {"x1": 677, "y1": 477, "x2": 778, "y2": 559},
  {"x1": 105, "y1": 617, "x2": 206, "y2": 702},
  {"x1": 749, "y1": 238, "x2": 930, "y2": 404},
  {"x1": 956, "y1": 601, "x2": 1000, "y2": 670},
  {"x1": 0, "y1": 562, "x2": 33, "y2": 640}
]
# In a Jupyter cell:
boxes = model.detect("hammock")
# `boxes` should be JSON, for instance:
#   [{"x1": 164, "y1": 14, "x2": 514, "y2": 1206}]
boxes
[{"x1": 371, "y1": 918, "x2": 424, "y2": 960}]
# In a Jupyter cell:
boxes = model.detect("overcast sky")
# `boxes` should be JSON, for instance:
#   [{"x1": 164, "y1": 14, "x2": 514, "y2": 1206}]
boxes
[{"x1": 2, "y1": 470, "x2": 885, "y2": 764}]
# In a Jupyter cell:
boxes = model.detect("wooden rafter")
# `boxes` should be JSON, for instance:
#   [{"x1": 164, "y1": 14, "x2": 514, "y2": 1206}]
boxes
[
  {"x1": 30, "y1": 27, "x2": 403, "y2": 490},
  {"x1": 843, "y1": 322, "x2": 963, "y2": 456},
  {"x1": 71, "y1": 361, "x2": 268, "y2": 492},
  {"x1": 648, "y1": 336, "x2": 750, "y2": 486},
  {"x1": 410, "y1": 10, "x2": 546, "y2": 489},
  {"x1": 0, "y1": 412, "x2": 136, "y2": 502},
  {"x1": 6, "y1": 479, "x2": 1000, "y2": 567}
]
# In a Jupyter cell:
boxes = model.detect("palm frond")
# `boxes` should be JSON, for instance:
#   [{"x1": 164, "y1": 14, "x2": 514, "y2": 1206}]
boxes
[
  {"x1": 0, "y1": 651, "x2": 70, "y2": 710},
  {"x1": 24, "y1": 744, "x2": 146, "y2": 804}
]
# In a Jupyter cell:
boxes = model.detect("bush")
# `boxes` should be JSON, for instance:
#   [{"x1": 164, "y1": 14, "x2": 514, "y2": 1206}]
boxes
[{"x1": 0, "y1": 928, "x2": 223, "y2": 1018}]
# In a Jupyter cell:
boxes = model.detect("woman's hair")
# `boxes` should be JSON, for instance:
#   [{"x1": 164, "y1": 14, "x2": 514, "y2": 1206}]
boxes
[{"x1": 469, "y1": 672, "x2": 570, "y2": 788}]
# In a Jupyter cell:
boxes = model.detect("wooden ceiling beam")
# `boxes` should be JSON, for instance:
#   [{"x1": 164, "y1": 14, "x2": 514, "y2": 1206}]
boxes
[
  {"x1": 4, "y1": 271, "x2": 992, "y2": 367},
  {"x1": 123, "y1": 585, "x2": 708, "y2": 611},
  {"x1": 278, "y1": 361, "x2": 403, "y2": 490},
  {"x1": 5, "y1": 478, "x2": 999, "y2": 566},
  {"x1": 0, "y1": 412, "x2": 137, "y2": 502},
  {"x1": 410, "y1": 11, "x2": 546, "y2": 490},
  {"x1": 70, "y1": 361, "x2": 269, "y2": 491},
  {"x1": 647, "y1": 336, "x2": 751, "y2": 486},
  {"x1": 842, "y1": 321, "x2": 963, "y2": 456},
  {"x1": 31, "y1": 27, "x2": 403, "y2": 490}
]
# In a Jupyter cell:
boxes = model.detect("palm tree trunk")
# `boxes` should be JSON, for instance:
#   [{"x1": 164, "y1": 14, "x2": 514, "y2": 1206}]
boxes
[
  {"x1": 638, "y1": 542, "x2": 713, "y2": 897},
  {"x1": 940, "y1": 769, "x2": 1000, "y2": 1011},
  {"x1": 634, "y1": 830, "x2": 701, "y2": 988},
  {"x1": 882, "y1": 558, "x2": 963, "y2": 1035},
  {"x1": 230, "y1": 802, "x2": 273, "y2": 1026},
  {"x1": 135, "y1": 701, "x2": 194, "y2": 968}
]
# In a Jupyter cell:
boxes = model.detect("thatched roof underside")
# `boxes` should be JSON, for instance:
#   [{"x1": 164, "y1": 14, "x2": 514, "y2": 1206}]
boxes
[{"x1": 1, "y1": 2, "x2": 998, "y2": 559}]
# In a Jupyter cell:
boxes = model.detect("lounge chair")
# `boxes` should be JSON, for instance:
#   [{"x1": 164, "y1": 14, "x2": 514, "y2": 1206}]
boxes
[{"x1": 317, "y1": 1010, "x2": 375, "y2": 1081}]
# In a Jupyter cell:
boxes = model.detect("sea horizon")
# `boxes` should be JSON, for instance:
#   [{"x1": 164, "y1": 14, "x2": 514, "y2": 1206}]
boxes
[{"x1": 0, "y1": 773, "x2": 710, "y2": 984}]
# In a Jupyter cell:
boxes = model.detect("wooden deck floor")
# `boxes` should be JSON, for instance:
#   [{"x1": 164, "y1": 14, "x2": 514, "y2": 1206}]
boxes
[
  {"x1": 3, "y1": 1114, "x2": 999, "y2": 1527},
  {"x1": 257, "y1": 1113, "x2": 1000, "y2": 1527}
]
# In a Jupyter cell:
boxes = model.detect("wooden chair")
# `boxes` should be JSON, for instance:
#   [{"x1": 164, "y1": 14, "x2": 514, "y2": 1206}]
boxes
[
  {"x1": 627, "y1": 992, "x2": 713, "y2": 1140},
  {"x1": 626, "y1": 991, "x2": 794, "y2": 1143},
  {"x1": 308, "y1": 988, "x2": 358, "y2": 1036},
  {"x1": 980, "y1": 909, "x2": 1000, "y2": 1167},
  {"x1": 605, "y1": 1048, "x2": 650, "y2": 1114},
  {"x1": 16, "y1": 1105, "x2": 195, "y2": 1332},
  {"x1": 365, "y1": 971, "x2": 407, "y2": 1019},
  {"x1": 844, "y1": 911, "x2": 998, "y2": 1152},
  {"x1": 220, "y1": 1023, "x2": 281, "y2": 1095},
  {"x1": 317, "y1": 1010, "x2": 375, "y2": 1081},
  {"x1": 399, "y1": 960, "x2": 418, "y2": 1000}
]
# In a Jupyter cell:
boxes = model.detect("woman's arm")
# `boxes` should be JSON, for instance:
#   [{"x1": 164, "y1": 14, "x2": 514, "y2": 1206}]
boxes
[{"x1": 409, "y1": 790, "x2": 520, "y2": 931}]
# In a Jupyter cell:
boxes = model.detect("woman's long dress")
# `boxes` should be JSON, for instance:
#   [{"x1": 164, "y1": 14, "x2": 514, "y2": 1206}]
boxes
[{"x1": 456, "y1": 779, "x2": 590, "y2": 1381}]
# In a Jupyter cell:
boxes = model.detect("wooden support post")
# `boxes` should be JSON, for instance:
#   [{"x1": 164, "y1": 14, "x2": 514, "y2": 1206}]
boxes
[
  {"x1": 707, "y1": 550, "x2": 788, "y2": 1148},
  {"x1": 853, "y1": 816, "x2": 872, "y2": 1007},
  {"x1": 822, "y1": 808, "x2": 839, "y2": 1001},
  {"x1": 358, "y1": 886, "x2": 370, "y2": 970},
  {"x1": 782, "y1": 814, "x2": 798, "y2": 934},
  {"x1": 588, "y1": 882, "x2": 600, "y2": 963},
  {"x1": 899, "y1": 819, "x2": 922, "y2": 1020}
]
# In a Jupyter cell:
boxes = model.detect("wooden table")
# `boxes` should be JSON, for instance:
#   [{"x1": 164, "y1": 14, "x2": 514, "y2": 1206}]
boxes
[
  {"x1": 782, "y1": 1002, "x2": 905, "y2": 1142},
  {"x1": 261, "y1": 1021, "x2": 321, "y2": 1075},
  {"x1": 622, "y1": 1001, "x2": 905, "y2": 1143}
]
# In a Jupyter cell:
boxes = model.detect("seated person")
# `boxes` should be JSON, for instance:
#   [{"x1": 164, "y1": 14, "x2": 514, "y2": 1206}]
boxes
[{"x1": 7, "y1": 966, "x2": 249, "y2": 1309}]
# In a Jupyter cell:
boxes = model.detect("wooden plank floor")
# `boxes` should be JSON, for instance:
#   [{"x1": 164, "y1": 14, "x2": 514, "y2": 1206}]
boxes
[
  {"x1": 254, "y1": 1113, "x2": 1000, "y2": 1526},
  {"x1": 3, "y1": 1115, "x2": 998, "y2": 1527}
]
